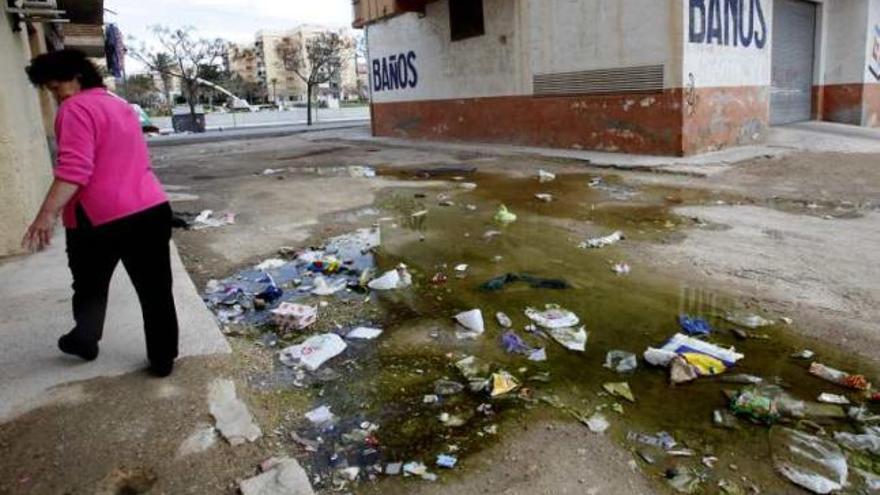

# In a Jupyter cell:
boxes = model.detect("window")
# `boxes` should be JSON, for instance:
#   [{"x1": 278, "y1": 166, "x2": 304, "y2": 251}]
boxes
[{"x1": 449, "y1": 0, "x2": 485, "y2": 42}]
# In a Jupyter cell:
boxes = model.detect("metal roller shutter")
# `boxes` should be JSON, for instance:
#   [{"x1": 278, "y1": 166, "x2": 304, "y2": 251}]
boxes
[{"x1": 770, "y1": 0, "x2": 817, "y2": 125}]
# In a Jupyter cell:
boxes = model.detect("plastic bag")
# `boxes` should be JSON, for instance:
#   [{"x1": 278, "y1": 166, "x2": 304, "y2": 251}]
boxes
[
  {"x1": 490, "y1": 371, "x2": 520, "y2": 397},
  {"x1": 525, "y1": 305, "x2": 580, "y2": 329},
  {"x1": 604, "y1": 351, "x2": 638, "y2": 373},
  {"x1": 454, "y1": 309, "x2": 485, "y2": 334},
  {"x1": 678, "y1": 314, "x2": 713, "y2": 336},
  {"x1": 770, "y1": 427, "x2": 848, "y2": 494},
  {"x1": 279, "y1": 333, "x2": 347, "y2": 371},
  {"x1": 547, "y1": 326, "x2": 588, "y2": 352},
  {"x1": 809, "y1": 362, "x2": 871, "y2": 391},
  {"x1": 271, "y1": 303, "x2": 317, "y2": 331},
  {"x1": 368, "y1": 264, "x2": 412, "y2": 290},
  {"x1": 494, "y1": 204, "x2": 517, "y2": 224}
]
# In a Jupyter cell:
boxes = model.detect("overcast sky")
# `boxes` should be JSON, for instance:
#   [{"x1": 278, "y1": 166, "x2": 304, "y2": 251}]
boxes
[{"x1": 105, "y1": 0, "x2": 354, "y2": 72}]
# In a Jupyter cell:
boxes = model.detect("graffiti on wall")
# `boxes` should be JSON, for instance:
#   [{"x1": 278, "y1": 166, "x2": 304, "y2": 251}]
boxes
[
  {"x1": 689, "y1": 0, "x2": 768, "y2": 49},
  {"x1": 372, "y1": 51, "x2": 418, "y2": 92},
  {"x1": 870, "y1": 24, "x2": 880, "y2": 81}
]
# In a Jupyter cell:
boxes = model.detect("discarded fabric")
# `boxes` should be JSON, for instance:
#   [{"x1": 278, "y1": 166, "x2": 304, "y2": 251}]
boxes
[
  {"x1": 480, "y1": 273, "x2": 570, "y2": 292},
  {"x1": 279, "y1": 334, "x2": 347, "y2": 371},
  {"x1": 678, "y1": 314, "x2": 712, "y2": 336}
]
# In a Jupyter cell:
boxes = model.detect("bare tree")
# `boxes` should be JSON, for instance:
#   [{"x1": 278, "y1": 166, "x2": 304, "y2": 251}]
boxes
[
  {"x1": 276, "y1": 31, "x2": 351, "y2": 125},
  {"x1": 129, "y1": 26, "x2": 226, "y2": 130}
]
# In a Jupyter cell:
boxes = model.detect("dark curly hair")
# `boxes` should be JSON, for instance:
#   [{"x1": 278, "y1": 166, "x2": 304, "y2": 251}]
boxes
[{"x1": 26, "y1": 49, "x2": 105, "y2": 89}]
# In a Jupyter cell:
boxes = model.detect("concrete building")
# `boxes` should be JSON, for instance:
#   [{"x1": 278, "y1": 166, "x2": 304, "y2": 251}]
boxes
[
  {"x1": 227, "y1": 42, "x2": 260, "y2": 84},
  {"x1": 0, "y1": 1, "x2": 104, "y2": 257},
  {"x1": 356, "y1": 0, "x2": 880, "y2": 156},
  {"x1": 253, "y1": 26, "x2": 362, "y2": 103}
]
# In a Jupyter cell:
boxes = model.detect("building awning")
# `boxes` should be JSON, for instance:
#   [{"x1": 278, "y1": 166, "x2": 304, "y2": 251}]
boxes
[
  {"x1": 352, "y1": 0, "x2": 436, "y2": 28},
  {"x1": 61, "y1": 23, "x2": 105, "y2": 57}
]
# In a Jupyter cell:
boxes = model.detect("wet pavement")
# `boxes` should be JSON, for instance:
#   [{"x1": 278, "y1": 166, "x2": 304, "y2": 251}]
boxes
[{"x1": 199, "y1": 167, "x2": 879, "y2": 494}]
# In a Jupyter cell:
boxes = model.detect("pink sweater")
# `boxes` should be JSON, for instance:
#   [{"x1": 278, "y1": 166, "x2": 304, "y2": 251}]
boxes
[{"x1": 54, "y1": 88, "x2": 167, "y2": 228}]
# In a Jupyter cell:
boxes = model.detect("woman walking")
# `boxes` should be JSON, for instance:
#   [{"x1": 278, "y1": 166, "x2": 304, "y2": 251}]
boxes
[{"x1": 22, "y1": 49, "x2": 179, "y2": 377}]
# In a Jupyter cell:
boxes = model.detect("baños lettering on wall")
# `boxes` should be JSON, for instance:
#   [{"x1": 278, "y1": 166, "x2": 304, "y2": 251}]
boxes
[
  {"x1": 690, "y1": 0, "x2": 768, "y2": 49},
  {"x1": 372, "y1": 51, "x2": 418, "y2": 92}
]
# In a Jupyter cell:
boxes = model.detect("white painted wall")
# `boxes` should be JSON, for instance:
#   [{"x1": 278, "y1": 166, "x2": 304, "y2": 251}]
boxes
[
  {"x1": 865, "y1": 0, "x2": 880, "y2": 83},
  {"x1": 366, "y1": 0, "x2": 529, "y2": 103},
  {"x1": 682, "y1": 0, "x2": 773, "y2": 88},
  {"x1": 528, "y1": 0, "x2": 682, "y2": 88},
  {"x1": 0, "y1": 22, "x2": 53, "y2": 256},
  {"x1": 821, "y1": 0, "x2": 870, "y2": 85}
]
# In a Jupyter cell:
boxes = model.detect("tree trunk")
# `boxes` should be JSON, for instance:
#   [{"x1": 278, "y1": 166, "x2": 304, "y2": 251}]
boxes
[
  {"x1": 306, "y1": 84, "x2": 313, "y2": 126},
  {"x1": 187, "y1": 81, "x2": 202, "y2": 133}
]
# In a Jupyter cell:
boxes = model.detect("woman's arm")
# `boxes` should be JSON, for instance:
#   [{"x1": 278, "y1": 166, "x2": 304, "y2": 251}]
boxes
[{"x1": 21, "y1": 179, "x2": 80, "y2": 252}]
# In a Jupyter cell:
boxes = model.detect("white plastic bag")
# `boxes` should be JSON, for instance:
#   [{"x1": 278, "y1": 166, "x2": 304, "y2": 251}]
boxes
[
  {"x1": 279, "y1": 334, "x2": 347, "y2": 371},
  {"x1": 454, "y1": 309, "x2": 485, "y2": 334}
]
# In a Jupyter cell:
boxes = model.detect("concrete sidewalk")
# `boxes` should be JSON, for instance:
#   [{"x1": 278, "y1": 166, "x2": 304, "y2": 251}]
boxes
[{"x1": 0, "y1": 232, "x2": 230, "y2": 423}]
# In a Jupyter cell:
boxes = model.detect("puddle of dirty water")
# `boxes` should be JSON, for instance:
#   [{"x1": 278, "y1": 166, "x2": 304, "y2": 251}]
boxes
[{"x1": 201, "y1": 170, "x2": 879, "y2": 494}]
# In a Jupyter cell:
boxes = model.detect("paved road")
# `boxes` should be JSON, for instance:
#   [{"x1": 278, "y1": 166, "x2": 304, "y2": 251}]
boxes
[
  {"x1": 151, "y1": 106, "x2": 370, "y2": 132},
  {"x1": 147, "y1": 120, "x2": 370, "y2": 147}
]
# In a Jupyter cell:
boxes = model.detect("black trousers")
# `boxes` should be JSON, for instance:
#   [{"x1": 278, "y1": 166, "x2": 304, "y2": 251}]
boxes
[{"x1": 65, "y1": 202, "x2": 179, "y2": 364}]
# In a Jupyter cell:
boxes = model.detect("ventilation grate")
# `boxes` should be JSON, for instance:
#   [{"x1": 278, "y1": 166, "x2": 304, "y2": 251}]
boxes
[{"x1": 533, "y1": 64, "x2": 664, "y2": 96}]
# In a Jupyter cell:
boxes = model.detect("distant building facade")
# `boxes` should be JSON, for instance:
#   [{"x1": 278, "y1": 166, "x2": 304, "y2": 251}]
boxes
[
  {"x1": 232, "y1": 26, "x2": 363, "y2": 104},
  {"x1": 355, "y1": 0, "x2": 880, "y2": 156}
]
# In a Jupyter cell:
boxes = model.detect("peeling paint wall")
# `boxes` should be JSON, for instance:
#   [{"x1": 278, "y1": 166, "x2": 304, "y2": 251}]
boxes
[{"x1": 0, "y1": 21, "x2": 53, "y2": 257}]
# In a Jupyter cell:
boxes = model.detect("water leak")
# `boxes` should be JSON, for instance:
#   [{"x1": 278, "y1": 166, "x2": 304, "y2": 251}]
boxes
[{"x1": 203, "y1": 169, "x2": 879, "y2": 494}]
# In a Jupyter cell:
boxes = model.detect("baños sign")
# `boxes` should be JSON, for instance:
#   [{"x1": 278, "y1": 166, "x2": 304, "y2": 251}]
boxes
[
  {"x1": 372, "y1": 51, "x2": 418, "y2": 92},
  {"x1": 689, "y1": 0, "x2": 768, "y2": 49}
]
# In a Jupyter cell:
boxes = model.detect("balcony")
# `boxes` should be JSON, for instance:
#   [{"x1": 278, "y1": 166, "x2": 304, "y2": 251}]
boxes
[{"x1": 352, "y1": 0, "x2": 434, "y2": 28}]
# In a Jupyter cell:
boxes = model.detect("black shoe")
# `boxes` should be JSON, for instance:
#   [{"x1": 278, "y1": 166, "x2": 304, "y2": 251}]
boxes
[
  {"x1": 58, "y1": 333, "x2": 99, "y2": 361},
  {"x1": 148, "y1": 360, "x2": 174, "y2": 378}
]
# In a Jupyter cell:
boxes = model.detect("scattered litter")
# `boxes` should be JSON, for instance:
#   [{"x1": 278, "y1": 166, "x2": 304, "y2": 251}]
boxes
[
  {"x1": 834, "y1": 427, "x2": 880, "y2": 456},
  {"x1": 480, "y1": 273, "x2": 571, "y2": 291},
  {"x1": 423, "y1": 394, "x2": 439, "y2": 404},
  {"x1": 792, "y1": 349, "x2": 815, "y2": 360},
  {"x1": 666, "y1": 467, "x2": 702, "y2": 493},
  {"x1": 279, "y1": 334, "x2": 347, "y2": 371},
  {"x1": 435, "y1": 380, "x2": 465, "y2": 396},
  {"x1": 256, "y1": 258, "x2": 286, "y2": 271},
  {"x1": 403, "y1": 461, "x2": 433, "y2": 480},
  {"x1": 304, "y1": 405, "x2": 335, "y2": 426},
  {"x1": 500, "y1": 331, "x2": 532, "y2": 354},
  {"x1": 817, "y1": 393, "x2": 850, "y2": 405},
  {"x1": 579, "y1": 231, "x2": 624, "y2": 249},
  {"x1": 496, "y1": 312, "x2": 513, "y2": 328},
  {"x1": 536, "y1": 325, "x2": 584, "y2": 351},
  {"x1": 271, "y1": 303, "x2": 317, "y2": 331},
  {"x1": 455, "y1": 356, "x2": 489, "y2": 379},
  {"x1": 770, "y1": 426, "x2": 848, "y2": 494},
  {"x1": 627, "y1": 431, "x2": 677, "y2": 450},
  {"x1": 208, "y1": 379, "x2": 262, "y2": 446},
  {"x1": 311, "y1": 275, "x2": 347, "y2": 296},
  {"x1": 525, "y1": 305, "x2": 580, "y2": 329},
  {"x1": 490, "y1": 371, "x2": 520, "y2": 397},
  {"x1": 612, "y1": 263, "x2": 631, "y2": 275},
  {"x1": 721, "y1": 374, "x2": 764, "y2": 385},
  {"x1": 239, "y1": 457, "x2": 315, "y2": 495},
  {"x1": 368, "y1": 264, "x2": 413, "y2": 290},
  {"x1": 713, "y1": 409, "x2": 740, "y2": 430},
  {"x1": 725, "y1": 312, "x2": 774, "y2": 329},
  {"x1": 438, "y1": 412, "x2": 466, "y2": 427},
  {"x1": 659, "y1": 333, "x2": 744, "y2": 368},
  {"x1": 535, "y1": 193, "x2": 554, "y2": 202},
  {"x1": 193, "y1": 209, "x2": 236, "y2": 230},
  {"x1": 586, "y1": 413, "x2": 610, "y2": 434},
  {"x1": 346, "y1": 327, "x2": 383, "y2": 340},
  {"x1": 528, "y1": 348, "x2": 547, "y2": 362},
  {"x1": 436, "y1": 454, "x2": 458, "y2": 469},
  {"x1": 669, "y1": 356, "x2": 699, "y2": 385},
  {"x1": 177, "y1": 424, "x2": 218, "y2": 457},
  {"x1": 605, "y1": 351, "x2": 638, "y2": 373},
  {"x1": 678, "y1": 314, "x2": 713, "y2": 336},
  {"x1": 538, "y1": 170, "x2": 556, "y2": 182},
  {"x1": 780, "y1": 317, "x2": 794, "y2": 325},
  {"x1": 644, "y1": 348, "x2": 677, "y2": 367},
  {"x1": 809, "y1": 362, "x2": 871, "y2": 391},
  {"x1": 385, "y1": 462, "x2": 403, "y2": 475},
  {"x1": 731, "y1": 387, "x2": 780, "y2": 424},
  {"x1": 454, "y1": 309, "x2": 485, "y2": 335},
  {"x1": 603, "y1": 382, "x2": 635, "y2": 403},
  {"x1": 494, "y1": 204, "x2": 518, "y2": 224},
  {"x1": 459, "y1": 182, "x2": 477, "y2": 190}
]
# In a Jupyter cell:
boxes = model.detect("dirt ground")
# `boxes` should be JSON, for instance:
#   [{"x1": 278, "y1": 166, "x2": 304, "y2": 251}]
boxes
[{"x1": 2, "y1": 131, "x2": 879, "y2": 495}]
